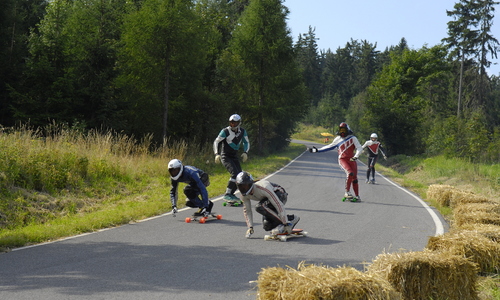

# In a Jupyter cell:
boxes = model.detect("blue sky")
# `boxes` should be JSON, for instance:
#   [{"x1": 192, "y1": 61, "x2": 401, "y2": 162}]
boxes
[{"x1": 283, "y1": 0, "x2": 500, "y2": 76}]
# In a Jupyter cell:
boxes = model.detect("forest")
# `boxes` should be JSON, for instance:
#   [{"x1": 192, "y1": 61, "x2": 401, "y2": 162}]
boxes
[{"x1": 1, "y1": 0, "x2": 499, "y2": 161}]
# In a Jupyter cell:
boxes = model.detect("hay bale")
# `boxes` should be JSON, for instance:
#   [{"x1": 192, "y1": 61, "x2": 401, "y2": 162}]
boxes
[
  {"x1": 257, "y1": 262, "x2": 401, "y2": 300},
  {"x1": 453, "y1": 209, "x2": 500, "y2": 227},
  {"x1": 366, "y1": 250, "x2": 479, "y2": 300},
  {"x1": 427, "y1": 184, "x2": 457, "y2": 207},
  {"x1": 456, "y1": 224, "x2": 500, "y2": 243},
  {"x1": 451, "y1": 191, "x2": 491, "y2": 207},
  {"x1": 426, "y1": 231, "x2": 500, "y2": 273},
  {"x1": 426, "y1": 184, "x2": 490, "y2": 208}
]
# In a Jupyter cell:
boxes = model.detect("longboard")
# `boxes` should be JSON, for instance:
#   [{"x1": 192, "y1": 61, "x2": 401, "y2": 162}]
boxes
[
  {"x1": 185, "y1": 213, "x2": 222, "y2": 224},
  {"x1": 342, "y1": 195, "x2": 358, "y2": 202},
  {"x1": 264, "y1": 228, "x2": 307, "y2": 242}
]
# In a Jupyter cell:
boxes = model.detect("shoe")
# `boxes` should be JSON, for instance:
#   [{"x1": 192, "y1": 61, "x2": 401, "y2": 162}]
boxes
[
  {"x1": 344, "y1": 191, "x2": 353, "y2": 198},
  {"x1": 194, "y1": 207, "x2": 207, "y2": 216},
  {"x1": 207, "y1": 201, "x2": 214, "y2": 213},
  {"x1": 271, "y1": 224, "x2": 285, "y2": 235},
  {"x1": 229, "y1": 194, "x2": 240, "y2": 201},
  {"x1": 223, "y1": 194, "x2": 233, "y2": 201},
  {"x1": 287, "y1": 215, "x2": 300, "y2": 230},
  {"x1": 365, "y1": 179, "x2": 370, "y2": 184},
  {"x1": 370, "y1": 179, "x2": 376, "y2": 184},
  {"x1": 354, "y1": 195, "x2": 361, "y2": 202}
]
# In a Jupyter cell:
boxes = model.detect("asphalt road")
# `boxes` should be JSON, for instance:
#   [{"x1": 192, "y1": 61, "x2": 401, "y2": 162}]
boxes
[{"x1": 0, "y1": 140, "x2": 447, "y2": 300}]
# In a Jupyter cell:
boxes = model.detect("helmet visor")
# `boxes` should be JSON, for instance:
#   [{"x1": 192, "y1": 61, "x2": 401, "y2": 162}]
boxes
[
  {"x1": 169, "y1": 167, "x2": 181, "y2": 178},
  {"x1": 237, "y1": 183, "x2": 253, "y2": 195},
  {"x1": 339, "y1": 127, "x2": 348, "y2": 135}
]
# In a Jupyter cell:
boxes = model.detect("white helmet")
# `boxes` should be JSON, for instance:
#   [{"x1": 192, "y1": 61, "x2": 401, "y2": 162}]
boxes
[
  {"x1": 370, "y1": 133, "x2": 378, "y2": 139},
  {"x1": 229, "y1": 114, "x2": 241, "y2": 122},
  {"x1": 229, "y1": 114, "x2": 241, "y2": 131},
  {"x1": 168, "y1": 159, "x2": 183, "y2": 180}
]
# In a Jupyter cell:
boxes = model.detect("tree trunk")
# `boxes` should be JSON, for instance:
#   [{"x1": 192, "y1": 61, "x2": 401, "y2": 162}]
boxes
[{"x1": 162, "y1": 59, "x2": 170, "y2": 139}]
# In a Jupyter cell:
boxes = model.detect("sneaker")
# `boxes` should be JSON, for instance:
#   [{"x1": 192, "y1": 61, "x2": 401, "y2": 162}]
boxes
[
  {"x1": 344, "y1": 191, "x2": 353, "y2": 198},
  {"x1": 271, "y1": 224, "x2": 285, "y2": 235},
  {"x1": 223, "y1": 194, "x2": 233, "y2": 201},
  {"x1": 229, "y1": 194, "x2": 240, "y2": 201},
  {"x1": 354, "y1": 195, "x2": 361, "y2": 202},
  {"x1": 370, "y1": 179, "x2": 376, "y2": 184},
  {"x1": 194, "y1": 207, "x2": 207, "y2": 216},
  {"x1": 365, "y1": 179, "x2": 370, "y2": 184},
  {"x1": 287, "y1": 215, "x2": 300, "y2": 230}
]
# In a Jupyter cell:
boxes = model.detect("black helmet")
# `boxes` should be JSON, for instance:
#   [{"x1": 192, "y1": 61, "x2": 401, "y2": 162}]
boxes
[{"x1": 236, "y1": 171, "x2": 254, "y2": 196}]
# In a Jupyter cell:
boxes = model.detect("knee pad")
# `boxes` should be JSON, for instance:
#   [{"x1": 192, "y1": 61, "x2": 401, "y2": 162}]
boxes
[
  {"x1": 349, "y1": 172, "x2": 355, "y2": 177},
  {"x1": 353, "y1": 179, "x2": 358, "y2": 184}
]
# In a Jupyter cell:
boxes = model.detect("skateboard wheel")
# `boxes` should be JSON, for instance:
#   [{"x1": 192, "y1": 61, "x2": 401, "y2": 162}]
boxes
[
  {"x1": 264, "y1": 235, "x2": 272, "y2": 241},
  {"x1": 342, "y1": 198, "x2": 346, "y2": 202},
  {"x1": 185, "y1": 217, "x2": 191, "y2": 223},
  {"x1": 234, "y1": 203, "x2": 240, "y2": 207},
  {"x1": 301, "y1": 231, "x2": 308, "y2": 237},
  {"x1": 279, "y1": 236, "x2": 287, "y2": 242},
  {"x1": 216, "y1": 214, "x2": 223, "y2": 220},
  {"x1": 222, "y1": 202, "x2": 227, "y2": 206},
  {"x1": 199, "y1": 217, "x2": 207, "y2": 223}
]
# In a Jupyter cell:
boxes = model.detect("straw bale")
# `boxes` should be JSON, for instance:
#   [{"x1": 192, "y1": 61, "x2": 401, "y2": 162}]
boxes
[
  {"x1": 367, "y1": 250, "x2": 479, "y2": 300},
  {"x1": 456, "y1": 224, "x2": 500, "y2": 243},
  {"x1": 426, "y1": 230, "x2": 500, "y2": 273},
  {"x1": 427, "y1": 184, "x2": 457, "y2": 207},
  {"x1": 449, "y1": 190, "x2": 490, "y2": 208},
  {"x1": 257, "y1": 262, "x2": 401, "y2": 300},
  {"x1": 426, "y1": 184, "x2": 490, "y2": 208},
  {"x1": 453, "y1": 209, "x2": 500, "y2": 227}
]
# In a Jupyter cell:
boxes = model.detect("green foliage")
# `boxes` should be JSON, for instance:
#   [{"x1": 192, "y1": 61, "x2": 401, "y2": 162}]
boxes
[
  {"x1": 218, "y1": 0, "x2": 307, "y2": 153},
  {"x1": 365, "y1": 46, "x2": 452, "y2": 155}
]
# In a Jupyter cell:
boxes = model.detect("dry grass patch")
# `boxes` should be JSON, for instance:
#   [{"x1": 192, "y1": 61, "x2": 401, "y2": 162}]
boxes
[
  {"x1": 426, "y1": 231, "x2": 500, "y2": 273},
  {"x1": 366, "y1": 250, "x2": 479, "y2": 300},
  {"x1": 256, "y1": 262, "x2": 401, "y2": 300}
]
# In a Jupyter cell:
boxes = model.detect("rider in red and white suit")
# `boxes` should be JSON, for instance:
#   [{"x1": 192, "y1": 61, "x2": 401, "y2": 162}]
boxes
[{"x1": 309, "y1": 122, "x2": 363, "y2": 201}]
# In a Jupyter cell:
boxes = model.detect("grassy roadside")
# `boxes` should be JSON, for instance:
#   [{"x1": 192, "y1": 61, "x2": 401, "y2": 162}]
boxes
[{"x1": 0, "y1": 129, "x2": 306, "y2": 251}]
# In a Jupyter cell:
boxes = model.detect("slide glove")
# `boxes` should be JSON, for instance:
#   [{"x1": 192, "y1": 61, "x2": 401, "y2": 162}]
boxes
[
  {"x1": 241, "y1": 152, "x2": 248, "y2": 162},
  {"x1": 384, "y1": 156, "x2": 388, "y2": 160},
  {"x1": 309, "y1": 146, "x2": 318, "y2": 153},
  {"x1": 246, "y1": 227, "x2": 254, "y2": 238},
  {"x1": 215, "y1": 154, "x2": 222, "y2": 164}
]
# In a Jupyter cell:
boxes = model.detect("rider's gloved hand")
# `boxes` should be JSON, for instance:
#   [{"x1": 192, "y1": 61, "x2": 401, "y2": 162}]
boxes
[
  {"x1": 215, "y1": 154, "x2": 222, "y2": 164},
  {"x1": 383, "y1": 156, "x2": 387, "y2": 160},
  {"x1": 241, "y1": 152, "x2": 248, "y2": 162},
  {"x1": 245, "y1": 227, "x2": 254, "y2": 238},
  {"x1": 350, "y1": 156, "x2": 358, "y2": 161},
  {"x1": 309, "y1": 146, "x2": 318, "y2": 153}
]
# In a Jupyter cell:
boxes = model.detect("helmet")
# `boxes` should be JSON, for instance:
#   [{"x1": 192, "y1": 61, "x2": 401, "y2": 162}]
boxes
[
  {"x1": 168, "y1": 159, "x2": 183, "y2": 180},
  {"x1": 229, "y1": 114, "x2": 241, "y2": 132},
  {"x1": 229, "y1": 114, "x2": 241, "y2": 122},
  {"x1": 370, "y1": 133, "x2": 378, "y2": 139},
  {"x1": 338, "y1": 122, "x2": 351, "y2": 137},
  {"x1": 236, "y1": 171, "x2": 254, "y2": 196}
]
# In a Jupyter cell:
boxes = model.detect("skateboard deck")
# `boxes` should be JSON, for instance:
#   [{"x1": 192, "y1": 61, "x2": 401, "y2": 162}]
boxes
[
  {"x1": 264, "y1": 228, "x2": 307, "y2": 242},
  {"x1": 342, "y1": 195, "x2": 358, "y2": 202},
  {"x1": 185, "y1": 213, "x2": 222, "y2": 223},
  {"x1": 222, "y1": 200, "x2": 242, "y2": 207}
]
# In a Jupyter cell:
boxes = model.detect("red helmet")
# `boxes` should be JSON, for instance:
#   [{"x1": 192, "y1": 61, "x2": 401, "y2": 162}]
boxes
[{"x1": 338, "y1": 122, "x2": 350, "y2": 137}]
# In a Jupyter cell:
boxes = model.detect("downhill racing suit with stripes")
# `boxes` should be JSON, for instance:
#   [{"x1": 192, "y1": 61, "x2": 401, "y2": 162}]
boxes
[
  {"x1": 317, "y1": 134, "x2": 363, "y2": 196},
  {"x1": 241, "y1": 180, "x2": 289, "y2": 231},
  {"x1": 362, "y1": 140, "x2": 387, "y2": 181}
]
